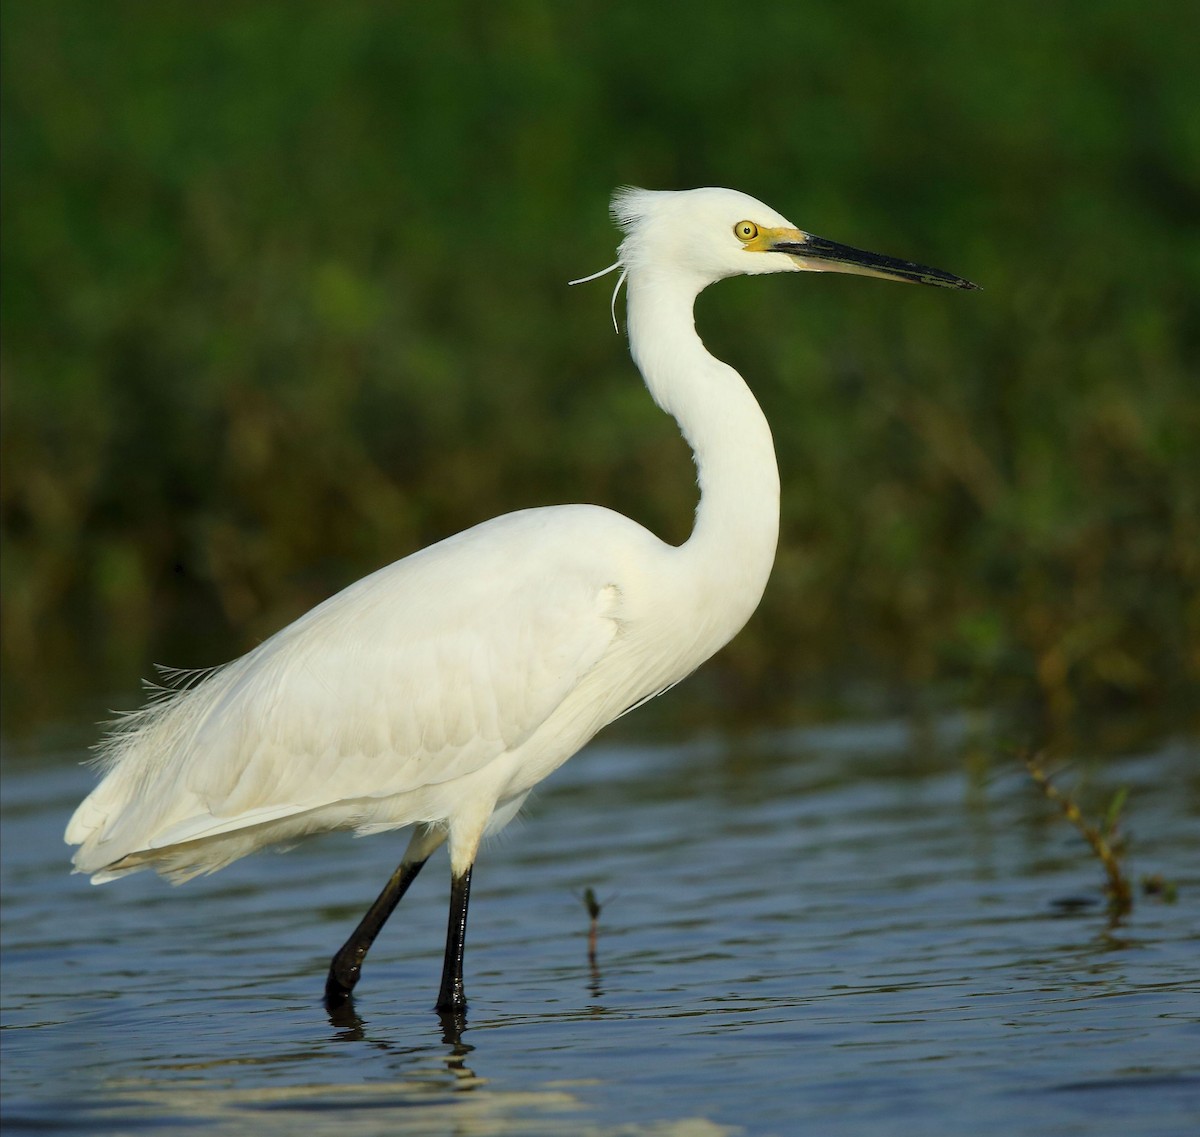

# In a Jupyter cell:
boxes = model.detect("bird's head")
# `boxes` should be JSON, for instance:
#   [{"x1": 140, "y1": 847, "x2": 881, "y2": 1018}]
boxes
[{"x1": 611, "y1": 186, "x2": 977, "y2": 293}]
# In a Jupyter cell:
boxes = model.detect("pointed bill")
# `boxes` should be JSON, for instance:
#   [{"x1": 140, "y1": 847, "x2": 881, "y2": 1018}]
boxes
[{"x1": 750, "y1": 227, "x2": 978, "y2": 290}]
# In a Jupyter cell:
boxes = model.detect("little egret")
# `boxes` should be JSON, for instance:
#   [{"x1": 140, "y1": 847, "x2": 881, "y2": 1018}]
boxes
[{"x1": 67, "y1": 187, "x2": 976, "y2": 1013}]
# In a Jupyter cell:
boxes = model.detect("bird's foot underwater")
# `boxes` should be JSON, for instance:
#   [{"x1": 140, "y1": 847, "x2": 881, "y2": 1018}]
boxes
[
  {"x1": 435, "y1": 971, "x2": 468, "y2": 1016},
  {"x1": 325, "y1": 993, "x2": 366, "y2": 1037},
  {"x1": 437, "y1": 1005, "x2": 468, "y2": 1045},
  {"x1": 324, "y1": 956, "x2": 363, "y2": 1009}
]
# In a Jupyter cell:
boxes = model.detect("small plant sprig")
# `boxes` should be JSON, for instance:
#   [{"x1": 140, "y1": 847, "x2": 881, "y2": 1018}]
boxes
[
  {"x1": 582, "y1": 887, "x2": 603, "y2": 968},
  {"x1": 1024, "y1": 752, "x2": 1133, "y2": 919}
]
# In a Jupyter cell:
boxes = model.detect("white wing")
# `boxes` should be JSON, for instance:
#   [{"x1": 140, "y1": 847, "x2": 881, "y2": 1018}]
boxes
[{"x1": 67, "y1": 506, "x2": 649, "y2": 875}]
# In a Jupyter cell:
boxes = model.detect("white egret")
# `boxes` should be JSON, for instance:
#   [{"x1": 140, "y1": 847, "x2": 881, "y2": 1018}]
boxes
[{"x1": 66, "y1": 187, "x2": 976, "y2": 1013}]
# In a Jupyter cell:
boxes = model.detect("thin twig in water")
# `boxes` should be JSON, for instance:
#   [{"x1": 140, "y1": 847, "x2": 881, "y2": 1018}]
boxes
[
  {"x1": 1023, "y1": 752, "x2": 1133, "y2": 918},
  {"x1": 582, "y1": 887, "x2": 602, "y2": 968}
]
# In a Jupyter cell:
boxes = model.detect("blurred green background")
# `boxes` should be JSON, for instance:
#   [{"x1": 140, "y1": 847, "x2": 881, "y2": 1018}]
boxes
[{"x1": 3, "y1": 0, "x2": 1197, "y2": 744}]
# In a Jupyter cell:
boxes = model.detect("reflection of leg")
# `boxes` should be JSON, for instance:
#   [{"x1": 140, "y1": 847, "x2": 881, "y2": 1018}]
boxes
[{"x1": 436, "y1": 866, "x2": 473, "y2": 1013}]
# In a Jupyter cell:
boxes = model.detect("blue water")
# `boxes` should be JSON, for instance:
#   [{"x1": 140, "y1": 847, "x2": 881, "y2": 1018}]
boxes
[{"x1": 3, "y1": 715, "x2": 1198, "y2": 1135}]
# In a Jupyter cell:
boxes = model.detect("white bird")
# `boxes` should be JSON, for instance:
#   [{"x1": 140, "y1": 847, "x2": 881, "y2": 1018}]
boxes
[{"x1": 66, "y1": 187, "x2": 976, "y2": 1014}]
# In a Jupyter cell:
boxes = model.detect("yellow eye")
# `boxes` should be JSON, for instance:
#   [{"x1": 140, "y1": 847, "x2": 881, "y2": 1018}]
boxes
[{"x1": 734, "y1": 220, "x2": 759, "y2": 242}]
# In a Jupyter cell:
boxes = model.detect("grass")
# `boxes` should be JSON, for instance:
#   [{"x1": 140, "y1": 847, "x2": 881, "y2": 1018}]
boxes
[
  {"x1": 2, "y1": 2, "x2": 1197, "y2": 739},
  {"x1": 1024, "y1": 750, "x2": 1179, "y2": 920},
  {"x1": 1024, "y1": 752, "x2": 1133, "y2": 918}
]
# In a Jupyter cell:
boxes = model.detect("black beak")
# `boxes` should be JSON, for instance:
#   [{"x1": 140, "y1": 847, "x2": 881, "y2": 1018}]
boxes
[{"x1": 773, "y1": 234, "x2": 979, "y2": 291}]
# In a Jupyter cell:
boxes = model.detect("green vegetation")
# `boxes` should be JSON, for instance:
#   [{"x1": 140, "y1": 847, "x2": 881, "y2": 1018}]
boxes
[
  {"x1": 3, "y1": 2, "x2": 1197, "y2": 737},
  {"x1": 581, "y1": 887, "x2": 603, "y2": 969},
  {"x1": 1024, "y1": 751, "x2": 1179, "y2": 919},
  {"x1": 1024, "y1": 752, "x2": 1133, "y2": 918}
]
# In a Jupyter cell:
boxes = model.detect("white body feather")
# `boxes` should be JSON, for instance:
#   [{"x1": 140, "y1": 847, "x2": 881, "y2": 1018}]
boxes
[{"x1": 66, "y1": 187, "x2": 797, "y2": 886}]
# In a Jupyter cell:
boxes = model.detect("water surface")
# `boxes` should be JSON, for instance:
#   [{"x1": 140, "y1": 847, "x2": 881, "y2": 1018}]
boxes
[{"x1": 3, "y1": 717, "x2": 1198, "y2": 1135}]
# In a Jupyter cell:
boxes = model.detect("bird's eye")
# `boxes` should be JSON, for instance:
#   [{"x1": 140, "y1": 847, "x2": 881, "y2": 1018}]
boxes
[{"x1": 734, "y1": 220, "x2": 759, "y2": 242}]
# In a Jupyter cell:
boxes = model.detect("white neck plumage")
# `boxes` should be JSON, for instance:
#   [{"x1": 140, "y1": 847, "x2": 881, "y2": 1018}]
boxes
[{"x1": 624, "y1": 270, "x2": 780, "y2": 639}]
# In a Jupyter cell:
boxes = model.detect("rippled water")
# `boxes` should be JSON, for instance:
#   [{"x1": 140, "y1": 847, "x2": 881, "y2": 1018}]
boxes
[{"x1": 3, "y1": 715, "x2": 1198, "y2": 1136}]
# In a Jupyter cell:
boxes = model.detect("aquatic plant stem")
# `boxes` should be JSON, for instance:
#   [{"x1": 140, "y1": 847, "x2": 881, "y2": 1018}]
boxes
[{"x1": 1024, "y1": 753, "x2": 1132, "y2": 918}]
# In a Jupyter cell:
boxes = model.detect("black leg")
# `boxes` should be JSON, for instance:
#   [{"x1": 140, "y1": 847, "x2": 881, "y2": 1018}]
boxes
[
  {"x1": 435, "y1": 866, "x2": 473, "y2": 1013},
  {"x1": 325, "y1": 857, "x2": 428, "y2": 1007}
]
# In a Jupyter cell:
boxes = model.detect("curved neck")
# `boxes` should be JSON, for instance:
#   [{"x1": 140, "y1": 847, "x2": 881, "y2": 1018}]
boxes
[{"x1": 625, "y1": 271, "x2": 780, "y2": 634}]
